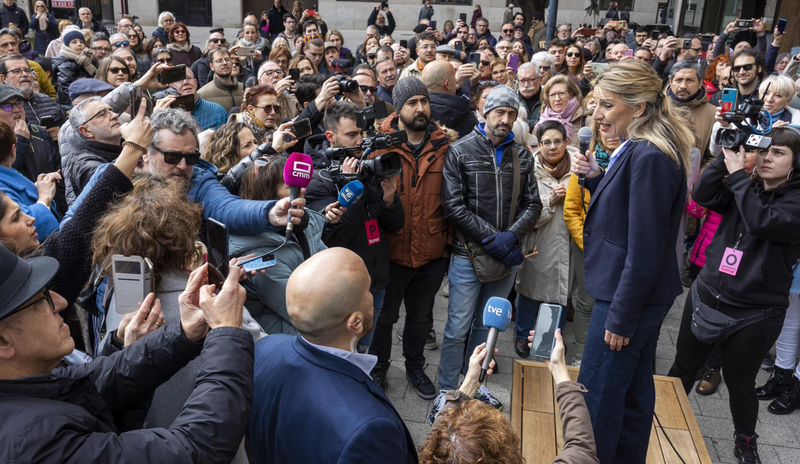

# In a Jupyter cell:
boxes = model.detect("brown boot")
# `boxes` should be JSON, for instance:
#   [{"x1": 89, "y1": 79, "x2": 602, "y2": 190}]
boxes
[{"x1": 696, "y1": 366, "x2": 722, "y2": 395}]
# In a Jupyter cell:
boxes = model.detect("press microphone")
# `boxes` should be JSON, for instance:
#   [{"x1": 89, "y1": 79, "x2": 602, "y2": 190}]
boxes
[
  {"x1": 337, "y1": 180, "x2": 365, "y2": 207},
  {"x1": 283, "y1": 152, "x2": 313, "y2": 238},
  {"x1": 577, "y1": 126, "x2": 593, "y2": 188},
  {"x1": 480, "y1": 296, "x2": 512, "y2": 382}
]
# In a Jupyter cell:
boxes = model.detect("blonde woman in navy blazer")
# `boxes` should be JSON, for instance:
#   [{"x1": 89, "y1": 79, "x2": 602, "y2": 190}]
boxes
[{"x1": 571, "y1": 60, "x2": 694, "y2": 464}]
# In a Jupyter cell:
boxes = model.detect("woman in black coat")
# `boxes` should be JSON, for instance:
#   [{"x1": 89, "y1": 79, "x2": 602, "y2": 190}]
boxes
[
  {"x1": 669, "y1": 127, "x2": 800, "y2": 464},
  {"x1": 571, "y1": 60, "x2": 694, "y2": 464}
]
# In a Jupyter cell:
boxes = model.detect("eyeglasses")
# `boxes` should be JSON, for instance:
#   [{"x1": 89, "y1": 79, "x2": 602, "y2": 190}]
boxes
[
  {"x1": 260, "y1": 69, "x2": 282, "y2": 78},
  {"x1": 92, "y1": 46, "x2": 111, "y2": 53},
  {"x1": 566, "y1": 52, "x2": 581, "y2": 58},
  {"x1": 174, "y1": 30, "x2": 187, "y2": 35},
  {"x1": 108, "y1": 66, "x2": 128, "y2": 74},
  {"x1": 163, "y1": 19, "x2": 175, "y2": 24},
  {"x1": 80, "y1": 107, "x2": 110, "y2": 126},
  {"x1": 690, "y1": 47, "x2": 703, "y2": 52},
  {"x1": 209, "y1": 38, "x2": 227, "y2": 44},
  {"x1": 480, "y1": 60, "x2": 490, "y2": 66},
  {"x1": 114, "y1": 41, "x2": 130, "y2": 48},
  {"x1": 17, "y1": 287, "x2": 54, "y2": 312},
  {"x1": 359, "y1": 85, "x2": 377, "y2": 94},
  {"x1": 519, "y1": 77, "x2": 540, "y2": 85},
  {"x1": 0, "y1": 99, "x2": 23, "y2": 112},
  {"x1": 4, "y1": 67, "x2": 31, "y2": 76},
  {"x1": 151, "y1": 145, "x2": 201, "y2": 165},
  {"x1": 539, "y1": 65, "x2": 551, "y2": 72},
  {"x1": 540, "y1": 138, "x2": 565, "y2": 147},
  {"x1": 213, "y1": 57, "x2": 232, "y2": 64},
  {"x1": 253, "y1": 104, "x2": 281, "y2": 114},
  {"x1": 733, "y1": 63, "x2": 755, "y2": 73},
  {"x1": 418, "y1": 44, "x2": 436, "y2": 50},
  {"x1": 502, "y1": 29, "x2": 514, "y2": 33},
  {"x1": 548, "y1": 91, "x2": 569, "y2": 99}
]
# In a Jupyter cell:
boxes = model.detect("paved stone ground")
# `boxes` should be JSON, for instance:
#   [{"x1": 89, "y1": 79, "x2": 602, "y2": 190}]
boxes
[{"x1": 385, "y1": 286, "x2": 800, "y2": 464}]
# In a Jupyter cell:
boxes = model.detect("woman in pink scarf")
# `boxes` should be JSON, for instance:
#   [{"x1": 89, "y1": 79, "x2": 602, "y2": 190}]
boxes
[{"x1": 534, "y1": 74, "x2": 585, "y2": 147}]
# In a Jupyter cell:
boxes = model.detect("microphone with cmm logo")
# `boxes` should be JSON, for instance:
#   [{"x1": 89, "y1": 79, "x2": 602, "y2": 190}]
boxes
[
  {"x1": 480, "y1": 297, "x2": 512, "y2": 382},
  {"x1": 283, "y1": 152, "x2": 313, "y2": 238},
  {"x1": 338, "y1": 180, "x2": 365, "y2": 207}
]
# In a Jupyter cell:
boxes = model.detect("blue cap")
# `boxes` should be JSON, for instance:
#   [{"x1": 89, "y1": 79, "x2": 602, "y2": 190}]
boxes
[{"x1": 68, "y1": 78, "x2": 115, "y2": 102}]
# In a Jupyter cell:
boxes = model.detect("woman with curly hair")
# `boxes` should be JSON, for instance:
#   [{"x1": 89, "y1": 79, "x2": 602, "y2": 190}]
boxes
[
  {"x1": 202, "y1": 122, "x2": 258, "y2": 179},
  {"x1": 704, "y1": 54, "x2": 731, "y2": 99},
  {"x1": 94, "y1": 174, "x2": 265, "y2": 431}
]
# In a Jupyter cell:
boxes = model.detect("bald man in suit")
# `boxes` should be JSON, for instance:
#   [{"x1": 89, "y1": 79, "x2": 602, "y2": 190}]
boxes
[{"x1": 248, "y1": 248, "x2": 418, "y2": 464}]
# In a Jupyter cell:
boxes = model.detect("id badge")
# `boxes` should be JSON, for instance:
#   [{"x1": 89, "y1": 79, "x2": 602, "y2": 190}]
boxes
[
  {"x1": 365, "y1": 219, "x2": 381, "y2": 245},
  {"x1": 719, "y1": 247, "x2": 743, "y2": 276}
]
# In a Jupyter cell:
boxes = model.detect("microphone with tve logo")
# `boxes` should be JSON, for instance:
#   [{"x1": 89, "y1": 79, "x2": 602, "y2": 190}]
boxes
[
  {"x1": 283, "y1": 152, "x2": 313, "y2": 238},
  {"x1": 577, "y1": 126, "x2": 593, "y2": 188},
  {"x1": 338, "y1": 180, "x2": 365, "y2": 207},
  {"x1": 480, "y1": 296, "x2": 512, "y2": 382}
]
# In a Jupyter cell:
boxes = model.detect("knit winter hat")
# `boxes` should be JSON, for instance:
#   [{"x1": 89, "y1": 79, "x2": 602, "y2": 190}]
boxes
[
  {"x1": 63, "y1": 30, "x2": 85, "y2": 46},
  {"x1": 483, "y1": 85, "x2": 520, "y2": 115},
  {"x1": 393, "y1": 76, "x2": 428, "y2": 112}
]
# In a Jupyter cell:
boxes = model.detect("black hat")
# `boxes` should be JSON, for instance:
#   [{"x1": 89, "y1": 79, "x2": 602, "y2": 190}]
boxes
[
  {"x1": 0, "y1": 245, "x2": 59, "y2": 322},
  {"x1": 413, "y1": 24, "x2": 428, "y2": 34},
  {"x1": 532, "y1": 12, "x2": 544, "y2": 21},
  {"x1": 209, "y1": 26, "x2": 224, "y2": 34}
]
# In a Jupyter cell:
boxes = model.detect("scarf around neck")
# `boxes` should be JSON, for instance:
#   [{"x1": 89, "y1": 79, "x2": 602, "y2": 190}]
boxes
[
  {"x1": 167, "y1": 41, "x2": 193, "y2": 53},
  {"x1": 241, "y1": 36, "x2": 267, "y2": 51},
  {"x1": 536, "y1": 97, "x2": 579, "y2": 140},
  {"x1": 668, "y1": 86, "x2": 704, "y2": 104},
  {"x1": 60, "y1": 45, "x2": 96, "y2": 76},
  {"x1": 36, "y1": 12, "x2": 49, "y2": 33},
  {"x1": 538, "y1": 149, "x2": 571, "y2": 180}
]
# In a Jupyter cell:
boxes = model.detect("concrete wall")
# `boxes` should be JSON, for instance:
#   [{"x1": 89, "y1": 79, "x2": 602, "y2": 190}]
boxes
[{"x1": 126, "y1": 0, "x2": 243, "y2": 28}]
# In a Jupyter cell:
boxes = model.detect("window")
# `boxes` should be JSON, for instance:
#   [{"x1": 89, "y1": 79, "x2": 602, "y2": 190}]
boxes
[{"x1": 600, "y1": 0, "x2": 635, "y2": 10}]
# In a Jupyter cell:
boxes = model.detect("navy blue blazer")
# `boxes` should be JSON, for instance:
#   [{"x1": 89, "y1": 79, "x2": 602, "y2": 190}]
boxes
[
  {"x1": 583, "y1": 140, "x2": 686, "y2": 338},
  {"x1": 248, "y1": 334, "x2": 418, "y2": 464}
]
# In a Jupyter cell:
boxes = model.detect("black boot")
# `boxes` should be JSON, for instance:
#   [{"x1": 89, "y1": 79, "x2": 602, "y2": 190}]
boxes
[
  {"x1": 756, "y1": 366, "x2": 792, "y2": 400},
  {"x1": 370, "y1": 362, "x2": 389, "y2": 393},
  {"x1": 768, "y1": 374, "x2": 800, "y2": 415},
  {"x1": 733, "y1": 431, "x2": 761, "y2": 464}
]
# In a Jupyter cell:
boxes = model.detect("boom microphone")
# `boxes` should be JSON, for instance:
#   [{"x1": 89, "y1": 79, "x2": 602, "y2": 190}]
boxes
[
  {"x1": 338, "y1": 180, "x2": 365, "y2": 207},
  {"x1": 577, "y1": 126, "x2": 593, "y2": 188},
  {"x1": 480, "y1": 297, "x2": 512, "y2": 382},
  {"x1": 283, "y1": 152, "x2": 313, "y2": 238}
]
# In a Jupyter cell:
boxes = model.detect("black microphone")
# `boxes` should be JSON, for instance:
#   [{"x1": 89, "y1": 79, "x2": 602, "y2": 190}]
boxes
[{"x1": 578, "y1": 126, "x2": 593, "y2": 188}]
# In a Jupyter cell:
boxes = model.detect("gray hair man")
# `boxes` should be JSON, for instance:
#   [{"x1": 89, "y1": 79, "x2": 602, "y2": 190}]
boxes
[
  {"x1": 77, "y1": 7, "x2": 108, "y2": 35},
  {"x1": 517, "y1": 62, "x2": 542, "y2": 128}
]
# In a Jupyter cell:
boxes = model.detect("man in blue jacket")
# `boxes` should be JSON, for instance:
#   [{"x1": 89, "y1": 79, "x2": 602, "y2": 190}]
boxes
[{"x1": 248, "y1": 247, "x2": 417, "y2": 464}]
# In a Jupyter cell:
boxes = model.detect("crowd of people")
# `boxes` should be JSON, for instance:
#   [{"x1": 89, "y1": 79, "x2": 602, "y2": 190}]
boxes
[{"x1": 0, "y1": 1, "x2": 799, "y2": 463}]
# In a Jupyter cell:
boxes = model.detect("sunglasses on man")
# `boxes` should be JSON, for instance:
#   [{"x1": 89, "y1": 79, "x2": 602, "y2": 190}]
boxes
[{"x1": 152, "y1": 145, "x2": 201, "y2": 165}]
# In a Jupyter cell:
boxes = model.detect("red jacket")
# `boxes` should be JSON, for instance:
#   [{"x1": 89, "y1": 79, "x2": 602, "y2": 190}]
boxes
[{"x1": 686, "y1": 198, "x2": 723, "y2": 268}]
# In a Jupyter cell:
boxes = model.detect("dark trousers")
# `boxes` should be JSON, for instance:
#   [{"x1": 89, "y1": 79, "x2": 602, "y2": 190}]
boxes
[
  {"x1": 370, "y1": 258, "x2": 448, "y2": 370},
  {"x1": 668, "y1": 289, "x2": 785, "y2": 435},
  {"x1": 578, "y1": 299, "x2": 670, "y2": 464}
]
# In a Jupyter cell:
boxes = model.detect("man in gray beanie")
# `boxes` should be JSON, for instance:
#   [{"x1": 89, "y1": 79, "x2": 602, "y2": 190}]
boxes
[
  {"x1": 431, "y1": 84, "x2": 542, "y2": 423},
  {"x1": 367, "y1": 75, "x2": 452, "y2": 401}
]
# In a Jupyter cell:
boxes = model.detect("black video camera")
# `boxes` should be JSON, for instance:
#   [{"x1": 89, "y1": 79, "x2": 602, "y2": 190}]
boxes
[
  {"x1": 716, "y1": 83, "x2": 773, "y2": 150},
  {"x1": 324, "y1": 130, "x2": 407, "y2": 185}
]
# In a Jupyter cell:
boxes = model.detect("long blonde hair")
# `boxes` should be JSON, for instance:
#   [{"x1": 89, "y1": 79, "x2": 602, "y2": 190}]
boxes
[{"x1": 592, "y1": 60, "x2": 693, "y2": 177}]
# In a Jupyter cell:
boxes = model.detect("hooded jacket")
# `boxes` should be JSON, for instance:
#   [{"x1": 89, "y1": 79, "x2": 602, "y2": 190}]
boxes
[
  {"x1": 428, "y1": 91, "x2": 478, "y2": 139},
  {"x1": 0, "y1": 322, "x2": 254, "y2": 464},
  {"x1": 369, "y1": 114, "x2": 449, "y2": 268},
  {"x1": 442, "y1": 125, "x2": 542, "y2": 256},
  {"x1": 694, "y1": 155, "x2": 800, "y2": 310}
]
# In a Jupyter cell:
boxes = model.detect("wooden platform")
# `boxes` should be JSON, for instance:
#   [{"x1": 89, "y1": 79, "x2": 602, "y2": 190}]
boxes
[{"x1": 511, "y1": 360, "x2": 712, "y2": 464}]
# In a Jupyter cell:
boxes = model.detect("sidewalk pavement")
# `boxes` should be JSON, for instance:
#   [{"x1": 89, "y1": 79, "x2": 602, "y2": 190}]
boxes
[{"x1": 387, "y1": 286, "x2": 800, "y2": 464}]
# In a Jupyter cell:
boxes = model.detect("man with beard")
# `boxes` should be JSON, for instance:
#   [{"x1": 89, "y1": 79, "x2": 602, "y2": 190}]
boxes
[
  {"x1": 422, "y1": 60, "x2": 476, "y2": 138},
  {"x1": 0, "y1": 55, "x2": 65, "y2": 141},
  {"x1": 166, "y1": 67, "x2": 227, "y2": 131},
  {"x1": 710, "y1": 48, "x2": 764, "y2": 108},
  {"x1": 667, "y1": 60, "x2": 715, "y2": 162},
  {"x1": 0, "y1": 30, "x2": 54, "y2": 99},
  {"x1": 433, "y1": 85, "x2": 541, "y2": 423},
  {"x1": 517, "y1": 62, "x2": 542, "y2": 129},
  {"x1": 402, "y1": 31, "x2": 437, "y2": 80},
  {"x1": 198, "y1": 48, "x2": 244, "y2": 112},
  {"x1": 367, "y1": 77, "x2": 450, "y2": 399},
  {"x1": 376, "y1": 57, "x2": 397, "y2": 106},
  {"x1": 89, "y1": 34, "x2": 112, "y2": 62},
  {"x1": 248, "y1": 248, "x2": 416, "y2": 464}
]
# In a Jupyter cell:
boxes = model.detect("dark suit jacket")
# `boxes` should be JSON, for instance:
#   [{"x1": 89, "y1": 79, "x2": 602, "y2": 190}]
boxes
[
  {"x1": 582, "y1": 140, "x2": 686, "y2": 338},
  {"x1": 248, "y1": 334, "x2": 418, "y2": 464}
]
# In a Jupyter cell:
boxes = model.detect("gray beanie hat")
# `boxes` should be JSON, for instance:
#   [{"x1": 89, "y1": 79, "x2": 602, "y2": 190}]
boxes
[
  {"x1": 484, "y1": 85, "x2": 520, "y2": 115},
  {"x1": 393, "y1": 76, "x2": 428, "y2": 112}
]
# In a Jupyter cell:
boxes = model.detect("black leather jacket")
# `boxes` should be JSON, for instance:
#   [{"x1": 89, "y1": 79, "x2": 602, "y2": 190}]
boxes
[{"x1": 442, "y1": 127, "x2": 542, "y2": 256}]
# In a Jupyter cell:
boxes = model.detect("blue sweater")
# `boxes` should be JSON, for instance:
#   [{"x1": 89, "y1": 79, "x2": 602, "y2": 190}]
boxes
[
  {"x1": 0, "y1": 164, "x2": 59, "y2": 240},
  {"x1": 192, "y1": 97, "x2": 228, "y2": 131}
]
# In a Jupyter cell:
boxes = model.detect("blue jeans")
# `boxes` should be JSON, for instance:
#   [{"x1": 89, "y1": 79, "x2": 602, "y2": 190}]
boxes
[
  {"x1": 514, "y1": 295, "x2": 567, "y2": 340},
  {"x1": 578, "y1": 299, "x2": 669, "y2": 464},
  {"x1": 437, "y1": 255, "x2": 517, "y2": 392},
  {"x1": 357, "y1": 288, "x2": 386, "y2": 353}
]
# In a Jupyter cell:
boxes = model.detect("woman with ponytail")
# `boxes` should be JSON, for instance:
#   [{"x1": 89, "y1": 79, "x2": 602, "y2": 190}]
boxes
[{"x1": 571, "y1": 59, "x2": 693, "y2": 464}]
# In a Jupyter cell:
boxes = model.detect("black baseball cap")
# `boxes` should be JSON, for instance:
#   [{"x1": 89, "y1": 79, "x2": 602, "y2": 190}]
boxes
[{"x1": 0, "y1": 245, "x2": 59, "y2": 322}]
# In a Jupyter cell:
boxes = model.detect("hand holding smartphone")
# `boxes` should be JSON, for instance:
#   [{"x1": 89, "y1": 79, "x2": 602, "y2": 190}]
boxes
[{"x1": 530, "y1": 303, "x2": 562, "y2": 359}]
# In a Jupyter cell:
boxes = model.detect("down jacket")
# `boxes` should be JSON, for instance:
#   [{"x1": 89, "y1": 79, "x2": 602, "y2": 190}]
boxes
[
  {"x1": 0, "y1": 323, "x2": 254, "y2": 464},
  {"x1": 51, "y1": 56, "x2": 94, "y2": 108},
  {"x1": 686, "y1": 198, "x2": 722, "y2": 268},
  {"x1": 516, "y1": 148, "x2": 578, "y2": 306},
  {"x1": 442, "y1": 125, "x2": 542, "y2": 256}
]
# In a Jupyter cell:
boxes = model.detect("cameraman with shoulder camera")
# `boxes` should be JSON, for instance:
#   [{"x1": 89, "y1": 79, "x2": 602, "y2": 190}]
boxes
[
  {"x1": 305, "y1": 101, "x2": 405, "y2": 352},
  {"x1": 367, "y1": 77, "x2": 450, "y2": 399}
]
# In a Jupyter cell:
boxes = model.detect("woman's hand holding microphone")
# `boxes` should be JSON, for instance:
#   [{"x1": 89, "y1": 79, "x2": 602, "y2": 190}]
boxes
[{"x1": 572, "y1": 149, "x2": 602, "y2": 180}]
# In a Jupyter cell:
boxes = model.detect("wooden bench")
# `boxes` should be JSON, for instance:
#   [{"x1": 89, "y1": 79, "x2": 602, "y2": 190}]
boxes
[{"x1": 511, "y1": 360, "x2": 712, "y2": 464}]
